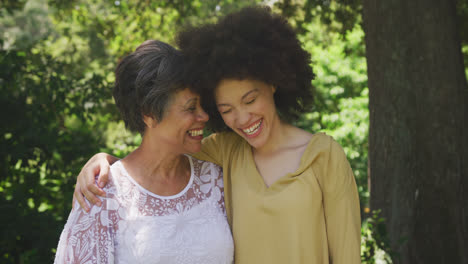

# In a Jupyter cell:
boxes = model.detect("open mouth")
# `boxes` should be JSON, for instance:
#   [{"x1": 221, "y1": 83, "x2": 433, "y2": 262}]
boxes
[
  {"x1": 241, "y1": 119, "x2": 263, "y2": 137},
  {"x1": 187, "y1": 128, "x2": 204, "y2": 139}
]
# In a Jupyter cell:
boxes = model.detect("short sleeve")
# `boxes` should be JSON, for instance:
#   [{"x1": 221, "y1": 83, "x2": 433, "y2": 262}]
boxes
[
  {"x1": 322, "y1": 139, "x2": 361, "y2": 263},
  {"x1": 55, "y1": 197, "x2": 117, "y2": 263}
]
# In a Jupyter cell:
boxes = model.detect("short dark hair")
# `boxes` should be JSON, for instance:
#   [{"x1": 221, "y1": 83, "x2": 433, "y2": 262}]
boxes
[
  {"x1": 177, "y1": 6, "x2": 315, "y2": 131},
  {"x1": 113, "y1": 40, "x2": 186, "y2": 134}
]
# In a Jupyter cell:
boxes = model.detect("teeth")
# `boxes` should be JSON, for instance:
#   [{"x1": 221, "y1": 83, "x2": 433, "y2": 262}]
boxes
[
  {"x1": 242, "y1": 120, "x2": 262, "y2": 135},
  {"x1": 188, "y1": 129, "x2": 203, "y2": 137}
]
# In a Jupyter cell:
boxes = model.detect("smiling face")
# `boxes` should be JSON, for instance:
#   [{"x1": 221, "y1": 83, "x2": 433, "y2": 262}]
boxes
[
  {"x1": 146, "y1": 88, "x2": 209, "y2": 154},
  {"x1": 215, "y1": 79, "x2": 280, "y2": 149}
]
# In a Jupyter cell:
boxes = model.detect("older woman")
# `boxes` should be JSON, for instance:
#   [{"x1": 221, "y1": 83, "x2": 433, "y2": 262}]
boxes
[
  {"x1": 55, "y1": 40, "x2": 234, "y2": 264},
  {"x1": 74, "y1": 6, "x2": 361, "y2": 264}
]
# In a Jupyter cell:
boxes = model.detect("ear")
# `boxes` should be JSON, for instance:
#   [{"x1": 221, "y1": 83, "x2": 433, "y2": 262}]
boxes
[{"x1": 143, "y1": 115, "x2": 158, "y2": 128}]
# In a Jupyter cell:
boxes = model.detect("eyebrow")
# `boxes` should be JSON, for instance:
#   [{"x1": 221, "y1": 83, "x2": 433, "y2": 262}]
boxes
[
  {"x1": 242, "y1": 88, "x2": 259, "y2": 100},
  {"x1": 217, "y1": 88, "x2": 259, "y2": 107},
  {"x1": 183, "y1": 98, "x2": 197, "y2": 107}
]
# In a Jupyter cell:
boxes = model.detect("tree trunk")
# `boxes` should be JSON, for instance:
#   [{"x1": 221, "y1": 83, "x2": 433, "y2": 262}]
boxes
[{"x1": 362, "y1": 0, "x2": 468, "y2": 263}]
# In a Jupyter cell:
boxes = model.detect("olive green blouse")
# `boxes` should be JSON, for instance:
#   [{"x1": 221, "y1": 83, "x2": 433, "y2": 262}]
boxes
[{"x1": 192, "y1": 132, "x2": 361, "y2": 264}]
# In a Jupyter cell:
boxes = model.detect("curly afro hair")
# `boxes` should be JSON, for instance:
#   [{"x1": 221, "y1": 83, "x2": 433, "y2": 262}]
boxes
[{"x1": 177, "y1": 5, "x2": 315, "y2": 132}]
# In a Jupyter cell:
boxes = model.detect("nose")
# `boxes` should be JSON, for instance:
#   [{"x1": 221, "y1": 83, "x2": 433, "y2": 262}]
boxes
[{"x1": 236, "y1": 109, "x2": 251, "y2": 127}]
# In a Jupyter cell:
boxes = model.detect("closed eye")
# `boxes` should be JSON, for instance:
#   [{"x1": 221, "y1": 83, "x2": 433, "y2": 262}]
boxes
[
  {"x1": 246, "y1": 98, "x2": 256, "y2": 104},
  {"x1": 188, "y1": 107, "x2": 196, "y2": 112},
  {"x1": 220, "y1": 109, "x2": 232, "y2": 114}
]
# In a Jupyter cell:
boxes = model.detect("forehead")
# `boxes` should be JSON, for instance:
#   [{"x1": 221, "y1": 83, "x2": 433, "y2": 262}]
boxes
[{"x1": 215, "y1": 79, "x2": 265, "y2": 100}]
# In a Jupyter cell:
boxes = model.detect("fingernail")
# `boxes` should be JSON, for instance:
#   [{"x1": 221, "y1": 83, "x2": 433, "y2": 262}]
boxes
[{"x1": 98, "y1": 181, "x2": 104, "y2": 187}]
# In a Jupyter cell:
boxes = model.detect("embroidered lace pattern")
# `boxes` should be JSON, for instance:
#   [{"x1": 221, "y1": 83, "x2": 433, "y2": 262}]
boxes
[{"x1": 55, "y1": 156, "x2": 234, "y2": 264}]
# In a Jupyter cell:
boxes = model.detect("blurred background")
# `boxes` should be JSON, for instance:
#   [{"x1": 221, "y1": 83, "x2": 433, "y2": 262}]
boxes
[{"x1": 0, "y1": 0, "x2": 466, "y2": 263}]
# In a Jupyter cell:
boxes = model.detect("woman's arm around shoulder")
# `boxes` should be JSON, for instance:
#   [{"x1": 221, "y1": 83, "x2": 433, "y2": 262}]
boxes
[
  {"x1": 74, "y1": 153, "x2": 119, "y2": 211},
  {"x1": 191, "y1": 132, "x2": 241, "y2": 166}
]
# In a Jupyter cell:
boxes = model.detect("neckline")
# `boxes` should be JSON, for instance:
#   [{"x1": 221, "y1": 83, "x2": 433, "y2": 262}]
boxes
[
  {"x1": 115, "y1": 155, "x2": 195, "y2": 200},
  {"x1": 247, "y1": 132, "x2": 322, "y2": 190}
]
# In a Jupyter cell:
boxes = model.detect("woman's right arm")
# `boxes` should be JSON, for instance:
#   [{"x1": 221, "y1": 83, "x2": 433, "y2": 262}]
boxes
[
  {"x1": 192, "y1": 132, "x2": 239, "y2": 165},
  {"x1": 73, "y1": 153, "x2": 119, "y2": 212}
]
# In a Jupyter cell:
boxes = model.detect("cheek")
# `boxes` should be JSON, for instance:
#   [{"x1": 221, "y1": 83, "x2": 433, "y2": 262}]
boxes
[
  {"x1": 185, "y1": 118, "x2": 197, "y2": 129},
  {"x1": 176, "y1": 116, "x2": 195, "y2": 133},
  {"x1": 260, "y1": 98, "x2": 277, "y2": 116},
  {"x1": 220, "y1": 114, "x2": 235, "y2": 129}
]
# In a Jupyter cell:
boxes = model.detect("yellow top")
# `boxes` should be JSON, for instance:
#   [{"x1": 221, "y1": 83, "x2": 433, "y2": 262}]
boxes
[{"x1": 192, "y1": 132, "x2": 361, "y2": 264}]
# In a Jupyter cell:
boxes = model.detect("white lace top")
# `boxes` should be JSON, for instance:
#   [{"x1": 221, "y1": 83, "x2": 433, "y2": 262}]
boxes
[{"x1": 55, "y1": 156, "x2": 234, "y2": 264}]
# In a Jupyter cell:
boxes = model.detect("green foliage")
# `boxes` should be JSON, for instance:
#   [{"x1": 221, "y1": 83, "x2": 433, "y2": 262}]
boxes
[
  {"x1": 0, "y1": 48, "x2": 109, "y2": 263},
  {"x1": 271, "y1": 0, "x2": 361, "y2": 35},
  {"x1": 0, "y1": 0, "x2": 53, "y2": 50},
  {"x1": 0, "y1": 0, "x2": 28, "y2": 13},
  {"x1": 0, "y1": 1, "x2": 111, "y2": 262},
  {"x1": 361, "y1": 210, "x2": 394, "y2": 264}
]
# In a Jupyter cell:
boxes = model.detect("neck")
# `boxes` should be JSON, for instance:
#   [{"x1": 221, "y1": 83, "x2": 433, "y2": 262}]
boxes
[
  {"x1": 253, "y1": 115, "x2": 293, "y2": 156},
  {"x1": 123, "y1": 133, "x2": 189, "y2": 181}
]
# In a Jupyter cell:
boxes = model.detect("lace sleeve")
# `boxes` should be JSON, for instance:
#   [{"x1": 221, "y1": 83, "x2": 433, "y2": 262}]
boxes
[{"x1": 55, "y1": 197, "x2": 118, "y2": 264}]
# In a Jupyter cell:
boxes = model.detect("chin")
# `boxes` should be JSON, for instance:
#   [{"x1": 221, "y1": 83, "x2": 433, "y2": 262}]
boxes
[
  {"x1": 238, "y1": 133, "x2": 266, "y2": 150},
  {"x1": 247, "y1": 139, "x2": 266, "y2": 150},
  {"x1": 186, "y1": 145, "x2": 202, "y2": 154}
]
